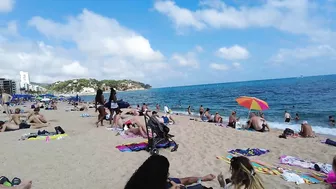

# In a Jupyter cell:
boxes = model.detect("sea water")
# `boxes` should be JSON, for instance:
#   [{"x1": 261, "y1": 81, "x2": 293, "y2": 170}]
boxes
[{"x1": 81, "y1": 75, "x2": 336, "y2": 136}]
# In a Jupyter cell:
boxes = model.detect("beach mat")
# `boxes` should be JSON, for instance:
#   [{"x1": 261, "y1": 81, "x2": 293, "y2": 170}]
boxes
[
  {"x1": 280, "y1": 155, "x2": 332, "y2": 174},
  {"x1": 27, "y1": 134, "x2": 68, "y2": 141},
  {"x1": 228, "y1": 148, "x2": 270, "y2": 156},
  {"x1": 217, "y1": 155, "x2": 323, "y2": 184},
  {"x1": 116, "y1": 141, "x2": 175, "y2": 152}
]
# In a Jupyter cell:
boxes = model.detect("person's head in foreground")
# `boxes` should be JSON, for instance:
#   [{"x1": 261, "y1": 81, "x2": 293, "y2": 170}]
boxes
[
  {"x1": 302, "y1": 120, "x2": 308, "y2": 125},
  {"x1": 0, "y1": 121, "x2": 4, "y2": 129},
  {"x1": 125, "y1": 155, "x2": 170, "y2": 189},
  {"x1": 232, "y1": 111, "x2": 236, "y2": 115},
  {"x1": 115, "y1": 108, "x2": 122, "y2": 115},
  {"x1": 34, "y1": 107, "x2": 40, "y2": 113},
  {"x1": 15, "y1": 108, "x2": 21, "y2": 114},
  {"x1": 229, "y1": 156, "x2": 264, "y2": 189}
]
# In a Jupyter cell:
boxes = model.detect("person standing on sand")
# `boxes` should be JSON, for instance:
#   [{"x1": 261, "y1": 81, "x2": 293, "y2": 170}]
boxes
[
  {"x1": 284, "y1": 111, "x2": 291, "y2": 123},
  {"x1": 95, "y1": 89, "x2": 106, "y2": 127},
  {"x1": 1, "y1": 89, "x2": 12, "y2": 118},
  {"x1": 105, "y1": 88, "x2": 118, "y2": 125},
  {"x1": 187, "y1": 105, "x2": 191, "y2": 115},
  {"x1": 156, "y1": 104, "x2": 160, "y2": 112},
  {"x1": 199, "y1": 105, "x2": 204, "y2": 117}
]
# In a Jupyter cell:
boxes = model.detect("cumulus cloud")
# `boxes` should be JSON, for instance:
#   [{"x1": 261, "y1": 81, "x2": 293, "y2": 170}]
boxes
[
  {"x1": 216, "y1": 45, "x2": 249, "y2": 60},
  {"x1": 154, "y1": 0, "x2": 335, "y2": 43},
  {"x1": 0, "y1": 0, "x2": 14, "y2": 13},
  {"x1": 232, "y1": 62, "x2": 241, "y2": 68},
  {"x1": 271, "y1": 45, "x2": 336, "y2": 63},
  {"x1": 171, "y1": 46, "x2": 201, "y2": 68},
  {"x1": 210, "y1": 63, "x2": 229, "y2": 71},
  {"x1": 0, "y1": 9, "x2": 181, "y2": 86}
]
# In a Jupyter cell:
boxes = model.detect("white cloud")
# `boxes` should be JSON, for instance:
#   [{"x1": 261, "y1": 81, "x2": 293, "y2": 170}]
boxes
[
  {"x1": 0, "y1": 9, "x2": 180, "y2": 86},
  {"x1": 62, "y1": 61, "x2": 89, "y2": 77},
  {"x1": 271, "y1": 45, "x2": 336, "y2": 63},
  {"x1": 195, "y1": 45, "x2": 204, "y2": 53},
  {"x1": 153, "y1": 0, "x2": 205, "y2": 30},
  {"x1": 154, "y1": 0, "x2": 335, "y2": 43},
  {"x1": 0, "y1": 0, "x2": 14, "y2": 13},
  {"x1": 216, "y1": 45, "x2": 249, "y2": 60},
  {"x1": 210, "y1": 63, "x2": 229, "y2": 71},
  {"x1": 171, "y1": 46, "x2": 202, "y2": 68},
  {"x1": 172, "y1": 52, "x2": 199, "y2": 68},
  {"x1": 232, "y1": 62, "x2": 241, "y2": 68}
]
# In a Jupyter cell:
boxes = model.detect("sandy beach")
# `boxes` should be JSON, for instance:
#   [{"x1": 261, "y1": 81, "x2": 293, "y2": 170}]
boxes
[{"x1": 0, "y1": 102, "x2": 335, "y2": 189}]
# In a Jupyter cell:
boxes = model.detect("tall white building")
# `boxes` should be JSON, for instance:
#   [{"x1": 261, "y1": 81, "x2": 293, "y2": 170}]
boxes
[{"x1": 20, "y1": 71, "x2": 30, "y2": 89}]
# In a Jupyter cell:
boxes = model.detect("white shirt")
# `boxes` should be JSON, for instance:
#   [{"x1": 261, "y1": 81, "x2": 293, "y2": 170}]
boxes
[
  {"x1": 164, "y1": 106, "x2": 169, "y2": 113},
  {"x1": 285, "y1": 113, "x2": 291, "y2": 119}
]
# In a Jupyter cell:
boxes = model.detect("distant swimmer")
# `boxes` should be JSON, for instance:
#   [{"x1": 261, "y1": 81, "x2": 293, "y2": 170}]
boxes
[
  {"x1": 329, "y1": 116, "x2": 335, "y2": 126},
  {"x1": 156, "y1": 104, "x2": 160, "y2": 112},
  {"x1": 199, "y1": 105, "x2": 204, "y2": 117},
  {"x1": 295, "y1": 113, "x2": 300, "y2": 121},
  {"x1": 299, "y1": 121, "x2": 315, "y2": 138},
  {"x1": 284, "y1": 111, "x2": 291, "y2": 123},
  {"x1": 187, "y1": 105, "x2": 191, "y2": 115}
]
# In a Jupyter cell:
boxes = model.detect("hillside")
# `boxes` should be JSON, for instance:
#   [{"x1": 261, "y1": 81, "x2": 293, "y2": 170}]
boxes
[{"x1": 46, "y1": 79, "x2": 151, "y2": 93}]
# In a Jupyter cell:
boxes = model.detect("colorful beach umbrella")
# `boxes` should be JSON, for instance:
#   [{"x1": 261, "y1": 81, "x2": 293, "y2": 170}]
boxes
[{"x1": 236, "y1": 96, "x2": 269, "y2": 111}]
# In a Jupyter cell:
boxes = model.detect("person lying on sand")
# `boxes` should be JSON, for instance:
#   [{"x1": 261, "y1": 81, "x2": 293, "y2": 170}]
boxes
[
  {"x1": 152, "y1": 111, "x2": 176, "y2": 124},
  {"x1": 246, "y1": 113, "x2": 270, "y2": 132},
  {"x1": 217, "y1": 156, "x2": 265, "y2": 189},
  {"x1": 113, "y1": 108, "x2": 147, "y2": 138},
  {"x1": 299, "y1": 121, "x2": 315, "y2": 138}
]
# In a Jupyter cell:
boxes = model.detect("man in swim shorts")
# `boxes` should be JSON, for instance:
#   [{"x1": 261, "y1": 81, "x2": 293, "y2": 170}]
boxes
[
  {"x1": 247, "y1": 113, "x2": 270, "y2": 132},
  {"x1": 1, "y1": 90, "x2": 12, "y2": 118},
  {"x1": 227, "y1": 111, "x2": 239, "y2": 128},
  {"x1": 284, "y1": 111, "x2": 291, "y2": 123}
]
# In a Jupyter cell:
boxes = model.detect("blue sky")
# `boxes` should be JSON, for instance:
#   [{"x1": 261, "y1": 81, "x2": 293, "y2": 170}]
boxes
[{"x1": 0, "y1": 0, "x2": 335, "y2": 87}]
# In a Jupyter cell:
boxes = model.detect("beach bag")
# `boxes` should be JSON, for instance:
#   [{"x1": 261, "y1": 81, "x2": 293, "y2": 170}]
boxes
[{"x1": 283, "y1": 128, "x2": 294, "y2": 136}]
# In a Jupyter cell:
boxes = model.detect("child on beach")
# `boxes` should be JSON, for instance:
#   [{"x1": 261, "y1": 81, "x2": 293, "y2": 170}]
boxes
[{"x1": 217, "y1": 156, "x2": 265, "y2": 189}]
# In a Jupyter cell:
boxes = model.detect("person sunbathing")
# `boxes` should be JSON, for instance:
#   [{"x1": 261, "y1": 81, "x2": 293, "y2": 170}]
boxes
[
  {"x1": 202, "y1": 108, "x2": 214, "y2": 122},
  {"x1": 299, "y1": 121, "x2": 315, "y2": 137},
  {"x1": 50, "y1": 100, "x2": 57, "y2": 110},
  {"x1": 228, "y1": 111, "x2": 239, "y2": 128},
  {"x1": 217, "y1": 156, "x2": 265, "y2": 189},
  {"x1": 246, "y1": 113, "x2": 270, "y2": 132},
  {"x1": 152, "y1": 111, "x2": 176, "y2": 124},
  {"x1": 214, "y1": 112, "x2": 223, "y2": 123},
  {"x1": 26, "y1": 108, "x2": 49, "y2": 127},
  {"x1": 113, "y1": 108, "x2": 147, "y2": 138}
]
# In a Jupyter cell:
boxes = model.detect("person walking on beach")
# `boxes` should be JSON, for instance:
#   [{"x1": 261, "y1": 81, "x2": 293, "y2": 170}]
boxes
[
  {"x1": 105, "y1": 88, "x2": 118, "y2": 125},
  {"x1": 156, "y1": 104, "x2": 160, "y2": 112},
  {"x1": 187, "y1": 105, "x2": 191, "y2": 115},
  {"x1": 199, "y1": 105, "x2": 204, "y2": 117},
  {"x1": 284, "y1": 111, "x2": 291, "y2": 123},
  {"x1": 1, "y1": 89, "x2": 12, "y2": 118},
  {"x1": 95, "y1": 89, "x2": 106, "y2": 127}
]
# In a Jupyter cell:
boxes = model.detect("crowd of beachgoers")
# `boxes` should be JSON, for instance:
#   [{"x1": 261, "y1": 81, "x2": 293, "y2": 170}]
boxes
[{"x1": 1, "y1": 88, "x2": 336, "y2": 189}]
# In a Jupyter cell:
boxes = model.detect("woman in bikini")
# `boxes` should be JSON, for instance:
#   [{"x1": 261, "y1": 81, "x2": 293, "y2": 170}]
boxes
[
  {"x1": 105, "y1": 88, "x2": 118, "y2": 125},
  {"x1": 95, "y1": 89, "x2": 106, "y2": 127},
  {"x1": 113, "y1": 108, "x2": 147, "y2": 138}
]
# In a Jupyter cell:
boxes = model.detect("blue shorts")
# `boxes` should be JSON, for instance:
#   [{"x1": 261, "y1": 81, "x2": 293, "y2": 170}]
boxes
[{"x1": 166, "y1": 178, "x2": 181, "y2": 188}]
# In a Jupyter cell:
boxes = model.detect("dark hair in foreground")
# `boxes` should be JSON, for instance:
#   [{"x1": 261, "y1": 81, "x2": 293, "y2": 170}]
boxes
[
  {"x1": 230, "y1": 156, "x2": 264, "y2": 189},
  {"x1": 95, "y1": 89, "x2": 103, "y2": 104},
  {"x1": 125, "y1": 155, "x2": 169, "y2": 189}
]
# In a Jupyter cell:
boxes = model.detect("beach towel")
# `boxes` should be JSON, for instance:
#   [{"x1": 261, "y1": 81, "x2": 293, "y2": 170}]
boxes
[
  {"x1": 228, "y1": 148, "x2": 270, "y2": 156},
  {"x1": 280, "y1": 155, "x2": 332, "y2": 174},
  {"x1": 237, "y1": 128, "x2": 255, "y2": 132},
  {"x1": 23, "y1": 134, "x2": 68, "y2": 141},
  {"x1": 116, "y1": 141, "x2": 175, "y2": 152},
  {"x1": 80, "y1": 113, "x2": 92, "y2": 117},
  {"x1": 217, "y1": 155, "x2": 323, "y2": 184},
  {"x1": 325, "y1": 138, "x2": 336, "y2": 146},
  {"x1": 281, "y1": 171, "x2": 305, "y2": 184}
]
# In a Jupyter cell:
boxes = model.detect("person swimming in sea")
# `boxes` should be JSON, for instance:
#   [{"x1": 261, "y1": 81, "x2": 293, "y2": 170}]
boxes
[
  {"x1": 284, "y1": 111, "x2": 291, "y2": 123},
  {"x1": 329, "y1": 116, "x2": 335, "y2": 126},
  {"x1": 295, "y1": 113, "x2": 300, "y2": 121}
]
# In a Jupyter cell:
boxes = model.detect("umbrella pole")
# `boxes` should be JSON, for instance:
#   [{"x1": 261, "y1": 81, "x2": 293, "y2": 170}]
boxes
[{"x1": 247, "y1": 109, "x2": 251, "y2": 120}]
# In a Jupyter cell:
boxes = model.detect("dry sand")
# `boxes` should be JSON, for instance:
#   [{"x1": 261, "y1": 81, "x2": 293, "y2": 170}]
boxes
[{"x1": 0, "y1": 102, "x2": 335, "y2": 189}]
